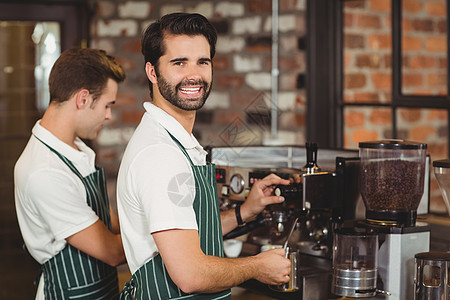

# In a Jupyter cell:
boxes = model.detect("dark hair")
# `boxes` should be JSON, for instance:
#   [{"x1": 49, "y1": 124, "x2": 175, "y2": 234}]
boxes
[
  {"x1": 141, "y1": 13, "x2": 217, "y2": 98},
  {"x1": 49, "y1": 48, "x2": 125, "y2": 104}
]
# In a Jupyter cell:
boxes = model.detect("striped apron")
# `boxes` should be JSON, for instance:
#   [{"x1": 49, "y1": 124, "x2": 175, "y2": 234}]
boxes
[
  {"x1": 119, "y1": 133, "x2": 231, "y2": 300},
  {"x1": 36, "y1": 137, "x2": 119, "y2": 299}
]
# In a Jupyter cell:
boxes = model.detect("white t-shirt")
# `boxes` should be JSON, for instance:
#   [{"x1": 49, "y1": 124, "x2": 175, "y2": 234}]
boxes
[
  {"x1": 14, "y1": 121, "x2": 99, "y2": 263},
  {"x1": 117, "y1": 102, "x2": 207, "y2": 274},
  {"x1": 15, "y1": 121, "x2": 100, "y2": 299}
]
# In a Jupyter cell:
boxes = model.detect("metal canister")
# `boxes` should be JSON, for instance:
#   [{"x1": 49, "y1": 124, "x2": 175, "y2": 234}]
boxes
[{"x1": 415, "y1": 252, "x2": 450, "y2": 300}]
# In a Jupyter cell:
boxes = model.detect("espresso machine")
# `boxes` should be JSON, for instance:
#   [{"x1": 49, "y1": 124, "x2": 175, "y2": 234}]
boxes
[
  {"x1": 210, "y1": 143, "x2": 360, "y2": 299},
  {"x1": 332, "y1": 140, "x2": 430, "y2": 300}
]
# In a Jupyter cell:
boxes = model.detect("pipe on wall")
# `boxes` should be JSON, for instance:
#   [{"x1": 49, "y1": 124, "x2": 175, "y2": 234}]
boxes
[{"x1": 270, "y1": 0, "x2": 279, "y2": 140}]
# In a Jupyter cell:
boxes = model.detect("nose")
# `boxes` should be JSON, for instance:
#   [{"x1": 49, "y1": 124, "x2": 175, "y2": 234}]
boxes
[
  {"x1": 184, "y1": 64, "x2": 203, "y2": 81},
  {"x1": 105, "y1": 107, "x2": 112, "y2": 120}
]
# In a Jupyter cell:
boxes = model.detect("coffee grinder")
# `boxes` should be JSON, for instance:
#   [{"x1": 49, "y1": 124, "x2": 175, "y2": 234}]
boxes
[{"x1": 334, "y1": 140, "x2": 430, "y2": 300}]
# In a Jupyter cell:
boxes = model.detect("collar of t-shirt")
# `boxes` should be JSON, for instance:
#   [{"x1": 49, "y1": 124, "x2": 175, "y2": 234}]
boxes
[
  {"x1": 143, "y1": 102, "x2": 208, "y2": 162},
  {"x1": 32, "y1": 120, "x2": 96, "y2": 177}
]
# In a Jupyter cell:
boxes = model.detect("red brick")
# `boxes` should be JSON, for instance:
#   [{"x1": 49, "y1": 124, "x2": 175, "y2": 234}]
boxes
[
  {"x1": 343, "y1": 92, "x2": 353, "y2": 102},
  {"x1": 402, "y1": 18, "x2": 413, "y2": 32},
  {"x1": 122, "y1": 38, "x2": 141, "y2": 53},
  {"x1": 411, "y1": 126, "x2": 436, "y2": 141},
  {"x1": 384, "y1": 54, "x2": 392, "y2": 68},
  {"x1": 344, "y1": 12, "x2": 354, "y2": 28},
  {"x1": 345, "y1": 73, "x2": 367, "y2": 89},
  {"x1": 437, "y1": 20, "x2": 447, "y2": 33},
  {"x1": 407, "y1": 55, "x2": 436, "y2": 69},
  {"x1": 367, "y1": 34, "x2": 391, "y2": 49},
  {"x1": 122, "y1": 110, "x2": 144, "y2": 124},
  {"x1": 426, "y1": 36, "x2": 446, "y2": 52},
  {"x1": 354, "y1": 92, "x2": 381, "y2": 102},
  {"x1": 344, "y1": 53, "x2": 352, "y2": 69},
  {"x1": 428, "y1": 73, "x2": 447, "y2": 87},
  {"x1": 345, "y1": 34, "x2": 365, "y2": 48},
  {"x1": 231, "y1": 91, "x2": 261, "y2": 109},
  {"x1": 279, "y1": 0, "x2": 297, "y2": 11},
  {"x1": 279, "y1": 53, "x2": 306, "y2": 71},
  {"x1": 351, "y1": 129, "x2": 379, "y2": 145},
  {"x1": 344, "y1": 0, "x2": 365, "y2": 9},
  {"x1": 403, "y1": 74, "x2": 423, "y2": 87},
  {"x1": 369, "y1": 109, "x2": 391, "y2": 125},
  {"x1": 279, "y1": 72, "x2": 298, "y2": 90},
  {"x1": 357, "y1": 14, "x2": 381, "y2": 29},
  {"x1": 369, "y1": 0, "x2": 390, "y2": 11},
  {"x1": 402, "y1": 36, "x2": 423, "y2": 51},
  {"x1": 215, "y1": 110, "x2": 245, "y2": 125},
  {"x1": 355, "y1": 54, "x2": 381, "y2": 68},
  {"x1": 439, "y1": 58, "x2": 447, "y2": 69},
  {"x1": 425, "y1": 1, "x2": 446, "y2": 16},
  {"x1": 427, "y1": 109, "x2": 447, "y2": 121},
  {"x1": 246, "y1": 0, "x2": 271, "y2": 13},
  {"x1": 216, "y1": 74, "x2": 245, "y2": 90},
  {"x1": 399, "y1": 109, "x2": 421, "y2": 122},
  {"x1": 280, "y1": 112, "x2": 305, "y2": 128},
  {"x1": 371, "y1": 73, "x2": 391, "y2": 89},
  {"x1": 115, "y1": 56, "x2": 136, "y2": 71},
  {"x1": 411, "y1": 19, "x2": 434, "y2": 32},
  {"x1": 345, "y1": 111, "x2": 365, "y2": 127},
  {"x1": 402, "y1": 0, "x2": 422, "y2": 13},
  {"x1": 428, "y1": 142, "x2": 448, "y2": 158},
  {"x1": 116, "y1": 92, "x2": 137, "y2": 107},
  {"x1": 213, "y1": 55, "x2": 230, "y2": 71}
]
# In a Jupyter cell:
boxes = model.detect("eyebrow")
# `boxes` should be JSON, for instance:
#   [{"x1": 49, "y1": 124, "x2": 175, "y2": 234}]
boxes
[{"x1": 169, "y1": 57, "x2": 212, "y2": 63}]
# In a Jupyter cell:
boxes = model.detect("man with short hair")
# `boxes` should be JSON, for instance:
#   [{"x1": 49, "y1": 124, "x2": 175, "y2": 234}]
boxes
[
  {"x1": 15, "y1": 48, "x2": 127, "y2": 299},
  {"x1": 118, "y1": 13, "x2": 291, "y2": 299}
]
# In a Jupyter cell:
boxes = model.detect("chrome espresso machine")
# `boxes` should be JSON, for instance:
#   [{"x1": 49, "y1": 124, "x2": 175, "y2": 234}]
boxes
[
  {"x1": 210, "y1": 143, "x2": 361, "y2": 299},
  {"x1": 209, "y1": 141, "x2": 430, "y2": 300}
]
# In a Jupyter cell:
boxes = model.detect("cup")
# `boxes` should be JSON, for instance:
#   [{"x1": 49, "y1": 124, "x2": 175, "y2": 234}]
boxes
[
  {"x1": 223, "y1": 239, "x2": 243, "y2": 258},
  {"x1": 269, "y1": 247, "x2": 300, "y2": 292}
]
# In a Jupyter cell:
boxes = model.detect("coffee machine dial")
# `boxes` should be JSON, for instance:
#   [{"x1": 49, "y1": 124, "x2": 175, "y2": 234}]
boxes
[{"x1": 230, "y1": 174, "x2": 245, "y2": 194}]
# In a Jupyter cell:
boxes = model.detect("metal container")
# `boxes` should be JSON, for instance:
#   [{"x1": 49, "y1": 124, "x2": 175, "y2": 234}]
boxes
[
  {"x1": 433, "y1": 159, "x2": 450, "y2": 216},
  {"x1": 415, "y1": 252, "x2": 450, "y2": 300},
  {"x1": 269, "y1": 248, "x2": 300, "y2": 292},
  {"x1": 332, "y1": 228, "x2": 378, "y2": 298}
]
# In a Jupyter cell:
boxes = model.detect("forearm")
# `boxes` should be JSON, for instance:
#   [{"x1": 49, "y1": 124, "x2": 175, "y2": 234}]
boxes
[
  {"x1": 220, "y1": 204, "x2": 257, "y2": 236},
  {"x1": 171, "y1": 254, "x2": 259, "y2": 294}
]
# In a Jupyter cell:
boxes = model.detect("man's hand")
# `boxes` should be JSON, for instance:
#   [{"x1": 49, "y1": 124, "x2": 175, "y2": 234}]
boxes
[
  {"x1": 253, "y1": 248, "x2": 291, "y2": 285},
  {"x1": 240, "y1": 174, "x2": 290, "y2": 222}
]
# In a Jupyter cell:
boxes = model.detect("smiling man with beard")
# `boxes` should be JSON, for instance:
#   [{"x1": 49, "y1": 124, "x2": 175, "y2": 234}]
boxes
[{"x1": 117, "y1": 13, "x2": 291, "y2": 299}]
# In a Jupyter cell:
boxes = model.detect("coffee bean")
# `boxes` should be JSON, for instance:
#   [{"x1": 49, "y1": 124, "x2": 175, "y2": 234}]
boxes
[{"x1": 360, "y1": 160, "x2": 425, "y2": 211}]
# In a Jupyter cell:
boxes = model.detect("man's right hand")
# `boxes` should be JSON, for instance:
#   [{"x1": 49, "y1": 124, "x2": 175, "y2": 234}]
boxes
[{"x1": 253, "y1": 248, "x2": 291, "y2": 285}]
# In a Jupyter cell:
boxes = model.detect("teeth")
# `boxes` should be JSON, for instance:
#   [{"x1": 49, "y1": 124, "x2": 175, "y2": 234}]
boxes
[{"x1": 180, "y1": 87, "x2": 200, "y2": 94}]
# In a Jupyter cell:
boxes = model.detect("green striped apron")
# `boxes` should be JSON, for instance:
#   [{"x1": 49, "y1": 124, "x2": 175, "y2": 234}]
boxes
[
  {"x1": 119, "y1": 132, "x2": 231, "y2": 300},
  {"x1": 36, "y1": 137, "x2": 119, "y2": 299}
]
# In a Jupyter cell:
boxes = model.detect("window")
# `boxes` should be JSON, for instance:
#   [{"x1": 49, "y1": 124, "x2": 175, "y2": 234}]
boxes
[{"x1": 307, "y1": 0, "x2": 449, "y2": 213}]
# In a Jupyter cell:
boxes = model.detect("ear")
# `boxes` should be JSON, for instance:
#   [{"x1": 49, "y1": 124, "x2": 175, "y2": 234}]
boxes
[
  {"x1": 145, "y1": 62, "x2": 158, "y2": 84},
  {"x1": 75, "y1": 89, "x2": 90, "y2": 109}
]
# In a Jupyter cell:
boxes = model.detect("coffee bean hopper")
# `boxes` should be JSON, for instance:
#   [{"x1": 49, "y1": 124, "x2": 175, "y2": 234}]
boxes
[{"x1": 352, "y1": 140, "x2": 431, "y2": 300}]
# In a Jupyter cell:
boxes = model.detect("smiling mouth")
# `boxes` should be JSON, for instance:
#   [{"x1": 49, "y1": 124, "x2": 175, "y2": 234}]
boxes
[{"x1": 179, "y1": 86, "x2": 202, "y2": 95}]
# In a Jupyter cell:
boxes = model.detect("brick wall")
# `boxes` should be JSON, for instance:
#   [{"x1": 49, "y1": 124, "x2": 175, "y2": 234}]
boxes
[
  {"x1": 88, "y1": 0, "x2": 307, "y2": 205},
  {"x1": 343, "y1": 0, "x2": 448, "y2": 213}
]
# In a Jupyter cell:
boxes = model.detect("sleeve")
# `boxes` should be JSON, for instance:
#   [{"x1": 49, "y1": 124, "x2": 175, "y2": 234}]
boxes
[
  {"x1": 130, "y1": 143, "x2": 198, "y2": 233},
  {"x1": 26, "y1": 169, "x2": 99, "y2": 241}
]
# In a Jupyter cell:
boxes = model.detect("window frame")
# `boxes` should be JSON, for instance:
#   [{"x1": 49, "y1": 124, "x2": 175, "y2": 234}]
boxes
[{"x1": 306, "y1": 0, "x2": 450, "y2": 155}]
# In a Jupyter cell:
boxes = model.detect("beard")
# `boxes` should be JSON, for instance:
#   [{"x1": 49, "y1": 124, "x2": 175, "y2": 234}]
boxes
[{"x1": 156, "y1": 75, "x2": 212, "y2": 111}]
